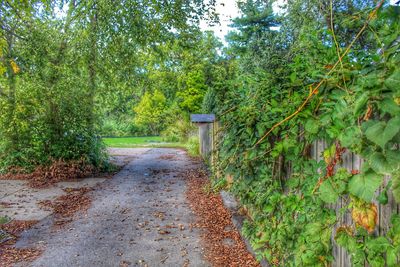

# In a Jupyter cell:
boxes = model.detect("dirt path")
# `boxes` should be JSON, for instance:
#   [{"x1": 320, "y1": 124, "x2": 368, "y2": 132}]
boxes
[{"x1": 15, "y1": 148, "x2": 209, "y2": 267}]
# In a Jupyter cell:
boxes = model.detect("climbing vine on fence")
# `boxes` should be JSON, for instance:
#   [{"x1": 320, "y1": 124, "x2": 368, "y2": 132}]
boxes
[{"x1": 205, "y1": 1, "x2": 400, "y2": 266}]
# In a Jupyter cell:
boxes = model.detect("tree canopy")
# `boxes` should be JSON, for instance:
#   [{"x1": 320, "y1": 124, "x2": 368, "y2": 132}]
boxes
[{"x1": 0, "y1": 0, "x2": 218, "y2": 170}]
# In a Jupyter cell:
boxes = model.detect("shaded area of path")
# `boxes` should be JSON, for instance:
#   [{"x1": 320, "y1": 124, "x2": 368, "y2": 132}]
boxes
[{"x1": 16, "y1": 148, "x2": 209, "y2": 267}]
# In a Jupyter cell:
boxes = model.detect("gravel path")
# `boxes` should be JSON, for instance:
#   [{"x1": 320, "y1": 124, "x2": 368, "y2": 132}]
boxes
[{"x1": 16, "y1": 148, "x2": 210, "y2": 267}]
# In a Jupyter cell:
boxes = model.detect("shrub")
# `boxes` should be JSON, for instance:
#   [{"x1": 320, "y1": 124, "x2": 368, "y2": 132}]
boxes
[
  {"x1": 185, "y1": 136, "x2": 200, "y2": 157},
  {"x1": 161, "y1": 117, "x2": 197, "y2": 143}
]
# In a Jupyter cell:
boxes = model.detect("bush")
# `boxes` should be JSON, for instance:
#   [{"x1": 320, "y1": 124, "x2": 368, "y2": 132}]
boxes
[
  {"x1": 100, "y1": 118, "x2": 141, "y2": 137},
  {"x1": 185, "y1": 136, "x2": 200, "y2": 157},
  {"x1": 161, "y1": 118, "x2": 196, "y2": 143}
]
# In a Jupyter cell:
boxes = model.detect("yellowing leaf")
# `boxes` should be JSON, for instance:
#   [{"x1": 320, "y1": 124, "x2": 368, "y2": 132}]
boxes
[
  {"x1": 10, "y1": 60, "x2": 20, "y2": 74},
  {"x1": 351, "y1": 199, "x2": 378, "y2": 233}
]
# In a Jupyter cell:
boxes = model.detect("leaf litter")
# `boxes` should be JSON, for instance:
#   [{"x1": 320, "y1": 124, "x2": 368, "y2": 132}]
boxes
[
  {"x1": 0, "y1": 220, "x2": 42, "y2": 267},
  {"x1": 184, "y1": 168, "x2": 260, "y2": 267}
]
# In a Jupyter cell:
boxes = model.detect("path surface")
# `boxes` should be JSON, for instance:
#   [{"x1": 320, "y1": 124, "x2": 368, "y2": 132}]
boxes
[{"x1": 16, "y1": 148, "x2": 210, "y2": 267}]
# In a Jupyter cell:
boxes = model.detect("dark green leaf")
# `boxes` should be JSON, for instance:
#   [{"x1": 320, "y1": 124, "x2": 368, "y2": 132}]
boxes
[
  {"x1": 385, "y1": 69, "x2": 400, "y2": 91},
  {"x1": 378, "y1": 97, "x2": 400, "y2": 116},
  {"x1": 377, "y1": 190, "x2": 388, "y2": 205},
  {"x1": 353, "y1": 92, "x2": 369, "y2": 116},
  {"x1": 386, "y1": 247, "x2": 399, "y2": 267},
  {"x1": 305, "y1": 119, "x2": 319, "y2": 134},
  {"x1": 319, "y1": 180, "x2": 339, "y2": 203},
  {"x1": 348, "y1": 171, "x2": 383, "y2": 201},
  {"x1": 364, "y1": 117, "x2": 400, "y2": 149},
  {"x1": 339, "y1": 126, "x2": 361, "y2": 147},
  {"x1": 368, "y1": 152, "x2": 396, "y2": 175}
]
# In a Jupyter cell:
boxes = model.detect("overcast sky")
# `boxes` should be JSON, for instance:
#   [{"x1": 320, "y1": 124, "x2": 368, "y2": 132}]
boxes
[
  {"x1": 200, "y1": 0, "x2": 287, "y2": 44},
  {"x1": 199, "y1": 0, "x2": 241, "y2": 43}
]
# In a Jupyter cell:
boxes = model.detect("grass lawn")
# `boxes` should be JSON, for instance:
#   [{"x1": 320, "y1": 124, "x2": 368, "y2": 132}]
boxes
[{"x1": 102, "y1": 136, "x2": 183, "y2": 148}]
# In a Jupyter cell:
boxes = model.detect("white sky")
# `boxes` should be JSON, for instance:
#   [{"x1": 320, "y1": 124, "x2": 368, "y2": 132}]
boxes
[
  {"x1": 199, "y1": 0, "x2": 241, "y2": 43},
  {"x1": 200, "y1": 0, "x2": 287, "y2": 44}
]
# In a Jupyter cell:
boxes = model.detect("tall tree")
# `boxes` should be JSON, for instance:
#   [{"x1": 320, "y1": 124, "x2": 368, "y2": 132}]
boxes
[{"x1": 0, "y1": 0, "x2": 217, "y2": 170}]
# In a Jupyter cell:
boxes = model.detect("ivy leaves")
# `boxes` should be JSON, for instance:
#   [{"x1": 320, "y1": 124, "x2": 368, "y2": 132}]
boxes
[
  {"x1": 348, "y1": 171, "x2": 383, "y2": 202},
  {"x1": 318, "y1": 169, "x2": 350, "y2": 203},
  {"x1": 357, "y1": 114, "x2": 400, "y2": 202},
  {"x1": 214, "y1": 1, "x2": 400, "y2": 266},
  {"x1": 378, "y1": 96, "x2": 400, "y2": 116},
  {"x1": 338, "y1": 126, "x2": 362, "y2": 150},
  {"x1": 318, "y1": 169, "x2": 383, "y2": 203},
  {"x1": 384, "y1": 69, "x2": 400, "y2": 91},
  {"x1": 368, "y1": 151, "x2": 400, "y2": 175},
  {"x1": 335, "y1": 214, "x2": 400, "y2": 267},
  {"x1": 364, "y1": 116, "x2": 400, "y2": 149}
]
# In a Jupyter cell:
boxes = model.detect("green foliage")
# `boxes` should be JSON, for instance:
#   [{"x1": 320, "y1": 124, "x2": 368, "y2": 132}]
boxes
[
  {"x1": 211, "y1": 177, "x2": 228, "y2": 192},
  {"x1": 102, "y1": 136, "x2": 164, "y2": 148},
  {"x1": 161, "y1": 118, "x2": 196, "y2": 143},
  {"x1": 177, "y1": 67, "x2": 208, "y2": 113},
  {"x1": 392, "y1": 174, "x2": 400, "y2": 203},
  {"x1": 364, "y1": 117, "x2": 400, "y2": 149},
  {"x1": 318, "y1": 168, "x2": 351, "y2": 204},
  {"x1": 348, "y1": 171, "x2": 383, "y2": 202},
  {"x1": 133, "y1": 90, "x2": 167, "y2": 135},
  {"x1": 185, "y1": 136, "x2": 200, "y2": 157},
  {"x1": 100, "y1": 30, "x2": 223, "y2": 138},
  {"x1": 210, "y1": 1, "x2": 400, "y2": 266},
  {"x1": 0, "y1": 0, "x2": 217, "y2": 171},
  {"x1": 100, "y1": 118, "x2": 141, "y2": 137},
  {"x1": 335, "y1": 214, "x2": 400, "y2": 267}
]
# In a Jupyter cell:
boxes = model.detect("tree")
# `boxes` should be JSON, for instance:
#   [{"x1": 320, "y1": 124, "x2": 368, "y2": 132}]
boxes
[
  {"x1": 0, "y1": 0, "x2": 218, "y2": 171},
  {"x1": 133, "y1": 90, "x2": 167, "y2": 135},
  {"x1": 177, "y1": 67, "x2": 208, "y2": 113},
  {"x1": 99, "y1": 30, "x2": 225, "y2": 136}
]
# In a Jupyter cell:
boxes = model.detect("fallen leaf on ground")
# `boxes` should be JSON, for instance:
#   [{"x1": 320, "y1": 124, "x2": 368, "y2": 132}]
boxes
[
  {"x1": 184, "y1": 167, "x2": 260, "y2": 267},
  {"x1": 158, "y1": 230, "x2": 171, "y2": 235}
]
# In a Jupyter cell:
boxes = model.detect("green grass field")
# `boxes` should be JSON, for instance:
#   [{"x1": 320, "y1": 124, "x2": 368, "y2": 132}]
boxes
[
  {"x1": 102, "y1": 136, "x2": 200, "y2": 157},
  {"x1": 102, "y1": 136, "x2": 181, "y2": 148}
]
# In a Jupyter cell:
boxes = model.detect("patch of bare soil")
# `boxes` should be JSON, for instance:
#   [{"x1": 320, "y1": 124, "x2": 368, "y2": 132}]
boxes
[
  {"x1": 184, "y1": 168, "x2": 260, "y2": 267},
  {"x1": 0, "y1": 220, "x2": 42, "y2": 267}
]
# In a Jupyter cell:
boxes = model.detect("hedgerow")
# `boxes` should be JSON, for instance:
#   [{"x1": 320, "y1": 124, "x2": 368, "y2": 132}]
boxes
[{"x1": 205, "y1": 1, "x2": 400, "y2": 266}]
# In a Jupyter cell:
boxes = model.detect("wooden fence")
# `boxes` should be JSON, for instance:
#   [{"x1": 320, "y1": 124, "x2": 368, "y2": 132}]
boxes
[
  {"x1": 199, "y1": 122, "x2": 398, "y2": 266},
  {"x1": 311, "y1": 140, "x2": 398, "y2": 266}
]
